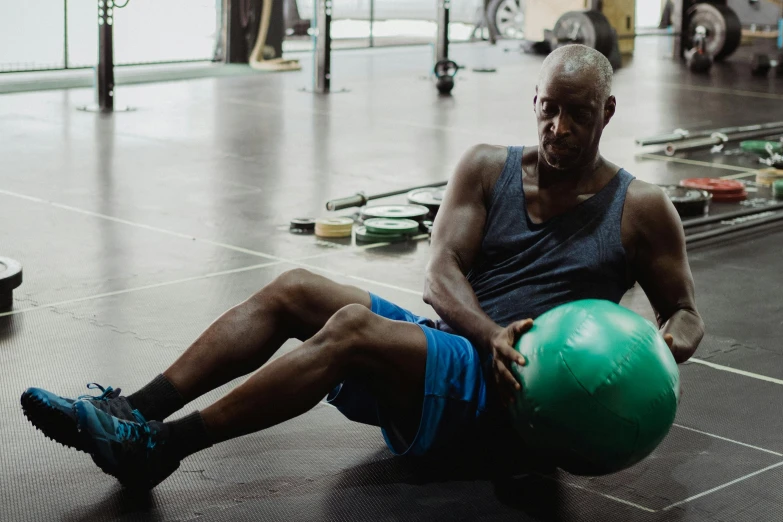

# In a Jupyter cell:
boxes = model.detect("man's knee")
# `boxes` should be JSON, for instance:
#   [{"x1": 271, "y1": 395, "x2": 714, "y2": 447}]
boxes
[
  {"x1": 322, "y1": 304, "x2": 374, "y2": 338},
  {"x1": 255, "y1": 268, "x2": 317, "y2": 311},
  {"x1": 317, "y1": 304, "x2": 376, "y2": 357}
]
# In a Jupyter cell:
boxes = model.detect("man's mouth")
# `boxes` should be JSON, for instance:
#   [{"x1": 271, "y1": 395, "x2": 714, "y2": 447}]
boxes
[{"x1": 546, "y1": 143, "x2": 577, "y2": 154}]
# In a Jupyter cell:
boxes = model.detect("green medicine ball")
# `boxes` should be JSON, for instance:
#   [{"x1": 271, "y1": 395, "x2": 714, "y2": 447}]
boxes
[{"x1": 509, "y1": 299, "x2": 680, "y2": 476}]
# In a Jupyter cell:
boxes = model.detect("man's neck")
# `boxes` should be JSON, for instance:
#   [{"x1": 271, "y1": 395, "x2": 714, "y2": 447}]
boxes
[{"x1": 535, "y1": 152, "x2": 604, "y2": 190}]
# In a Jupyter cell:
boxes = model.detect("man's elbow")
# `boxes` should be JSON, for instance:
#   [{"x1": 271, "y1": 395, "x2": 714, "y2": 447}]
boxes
[
  {"x1": 677, "y1": 310, "x2": 705, "y2": 363},
  {"x1": 422, "y1": 269, "x2": 439, "y2": 307}
]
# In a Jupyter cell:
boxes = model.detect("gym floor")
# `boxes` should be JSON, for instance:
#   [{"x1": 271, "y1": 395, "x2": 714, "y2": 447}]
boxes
[{"x1": 2, "y1": 37, "x2": 783, "y2": 521}]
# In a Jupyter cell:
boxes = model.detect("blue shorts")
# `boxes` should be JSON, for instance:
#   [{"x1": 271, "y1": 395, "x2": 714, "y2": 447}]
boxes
[{"x1": 326, "y1": 293, "x2": 495, "y2": 457}]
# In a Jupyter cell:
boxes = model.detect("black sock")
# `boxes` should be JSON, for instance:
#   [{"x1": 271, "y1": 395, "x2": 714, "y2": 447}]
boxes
[
  {"x1": 159, "y1": 411, "x2": 213, "y2": 461},
  {"x1": 128, "y1": 374, "x2": 185, "y2": 421}
]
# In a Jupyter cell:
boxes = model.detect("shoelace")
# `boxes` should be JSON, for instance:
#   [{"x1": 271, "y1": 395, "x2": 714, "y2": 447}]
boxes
[
  {"x1": 115, "y1": 410, "x2": 157, "y2": 449},
  {"x1": 77, "y1": 383, "x2": 122, "y2": 402}
]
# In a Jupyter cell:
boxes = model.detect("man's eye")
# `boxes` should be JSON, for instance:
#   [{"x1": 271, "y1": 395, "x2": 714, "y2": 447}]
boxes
[{"x1": 576, "y1": 111, "x2": 591, "y2": 120}]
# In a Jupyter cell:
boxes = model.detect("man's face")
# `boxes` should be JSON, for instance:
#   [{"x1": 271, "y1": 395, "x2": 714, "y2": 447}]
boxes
[{"x1": 534, "y1": 68, "x2": 614, "y2": 172}]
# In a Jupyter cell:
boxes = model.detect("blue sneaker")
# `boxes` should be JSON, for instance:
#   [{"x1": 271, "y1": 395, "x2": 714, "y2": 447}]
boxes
[
  {"x1": 21, "y1": 384, "x2": 136, "y2": 452},
  {"x1": 75, "y1": 400, "x2": 179, "y2": 490}
]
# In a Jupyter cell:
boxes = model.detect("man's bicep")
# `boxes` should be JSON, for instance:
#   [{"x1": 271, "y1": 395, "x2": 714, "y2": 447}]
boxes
[
  {"x1": 429, "y1": 146, "x2": 493, "y2": 271},
  {"x1": 634, "y1": 193, "x2": 697, "y2": 323}
]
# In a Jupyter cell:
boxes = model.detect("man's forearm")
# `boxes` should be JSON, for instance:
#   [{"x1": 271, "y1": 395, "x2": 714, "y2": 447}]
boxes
[
  {"x1": 661, "y1": 309, "x2": 705, "y2": 363},
  {"x1": 423, "y1": 268, "x2": 499, "y2": 352}
]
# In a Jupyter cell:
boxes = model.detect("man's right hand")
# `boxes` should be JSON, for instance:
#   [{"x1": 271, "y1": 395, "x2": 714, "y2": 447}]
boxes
[{"x1": 487, "y1": 319, "x2": 533, "y2": 407}]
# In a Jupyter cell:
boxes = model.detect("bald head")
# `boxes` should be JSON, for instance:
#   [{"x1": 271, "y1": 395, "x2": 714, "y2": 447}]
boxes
[
  {"x1": 538, "y1": 44, "x2": 613, "y2": 102},
  {"x1": 533, "y1": 44, "x2": 616, "y2": 172}
]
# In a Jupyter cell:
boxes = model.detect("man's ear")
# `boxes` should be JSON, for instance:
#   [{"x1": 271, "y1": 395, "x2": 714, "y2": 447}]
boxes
[
  {"x1": 603, "y1": 95, "x2": 616, "y2": 126},
  {"x1": 533, "y1": 86, "x2": 538, "y2": 113}
]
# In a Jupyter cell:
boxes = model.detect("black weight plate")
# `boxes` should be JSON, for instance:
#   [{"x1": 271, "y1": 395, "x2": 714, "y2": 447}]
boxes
[
  {"x1": 0, "y1": 257, "x2": 23, "y2": 292},
  {"x1": 685, "y1": 3, "x2": 741, "y2": 61},
  {"x1": 289, "y1": 217, "x2": 316, "y2": 234},
  {"x1": 660, "y1": 185, "x2": 712, "y2": 218},
  {"x1": 552, "y1": 10, "x2": 614, "y2": 58},
  {"x1": 407, "y1": 188, "x2": 445, "y2": 211},
  {"x1": 290, "y1": 217, "x2": 316, "y2": 229}
]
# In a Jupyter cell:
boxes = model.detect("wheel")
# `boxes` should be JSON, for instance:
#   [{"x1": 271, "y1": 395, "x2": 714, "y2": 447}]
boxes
[
  {"x1": 551, "y1": 10, "x2": 614, "y2": 58},
  {"x1": 685, "y1": 3, "x2": 741, "y2": 61},
  {"x1": 487, "y1": 0, "x2": 525, "y2": 40}
]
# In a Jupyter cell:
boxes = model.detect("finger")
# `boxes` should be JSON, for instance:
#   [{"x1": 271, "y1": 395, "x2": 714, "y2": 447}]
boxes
[
  {"x1": 496, "y1": 360, "x2": 521, "y2": 391},
  {"x1": 498, "y1": 344, "x2": 526, "y2": 366},
  {"x1": 663, "y1": 334, "x2": 674, "y2": 349},
  {"x1": 510, "y1": 319, "x2": 534, "y2": 338}
]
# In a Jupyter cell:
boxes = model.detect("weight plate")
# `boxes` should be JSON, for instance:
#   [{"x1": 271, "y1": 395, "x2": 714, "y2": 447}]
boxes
[
  {"x1": 315, "y1": 217, "x2": 354, "y2": 227},
  {"x1": 355, "y1": 226, "x2": 408, "y2": 243},
  {"x1": 314, "y1": 217, "x2": 354, "y2": 238},
  {"x1": 552, "y1": 10, "x2": 614, "y2": 58},
  {"x1": 685, "y1": 3, "x2": 741, "y2": 61},
  {"x1": 361, "y1": 204, "x2": 430, "y2": 221},
  {"x1": 680, "y1": 178, "x2": 745, "y2": 194},
  {"x1": 0, "y1": 257, "x2": 23, "y2": 292},
  {"x1": 661, "y1": 185, "x2": 711, "y2": 218},
  {"x1": 315, "y1": 225, "x2": 353, "y2": 238},
  {"x1": 289, "y1": 217, "x2": 316, "y2": 234},
  {"x1": 364, "y1": 218, "x2": 420, "y2": 235},
  {"x1": 711, "y1": 190, "x2": 748, "y2": 203},
  {"x1": 772, "y1": 180, "x2": 783, "y2": 199},
  {"x1": 291, "y1": 217, "x2": 316, "y2": 227},
  {"x1": 407, "y1": 187, "x2": 445, "y2": 212},
  {"x1": 756, "y1": 168, "x2": 783, "y2": 186}
]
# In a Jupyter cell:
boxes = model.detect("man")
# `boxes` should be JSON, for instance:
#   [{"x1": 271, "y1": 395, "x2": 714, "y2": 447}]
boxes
[{"x1": 21, "y1": 45, "x2": 704, "y2": 490}]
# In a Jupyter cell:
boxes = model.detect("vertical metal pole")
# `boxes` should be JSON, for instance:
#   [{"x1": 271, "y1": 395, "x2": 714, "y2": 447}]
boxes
[
  {"x1": 315, "y1": 0, "x2": 331, "y2": 94},
  {"x1": 369, "y1": 0, "x2": 374, "y2": 48},
  {"x1": 64, "y1": 0, "x2": 69, "y2": 69},
  {"x1": 436, "y1": 0, "x2": 450, "y2": 62},
  {"x1": 97, "y1": 0, "x2": 115, "y2": 111}
]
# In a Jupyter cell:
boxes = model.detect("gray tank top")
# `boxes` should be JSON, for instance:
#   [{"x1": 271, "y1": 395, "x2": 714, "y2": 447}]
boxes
[{"x1": 464, "y1": 145, "x2": 635, "y2": 327}]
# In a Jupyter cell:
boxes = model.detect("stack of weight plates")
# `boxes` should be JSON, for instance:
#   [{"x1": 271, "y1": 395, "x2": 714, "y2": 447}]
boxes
[
  {"x1": 680, "y1": 178, "x2": 747, "y2": 203},
  {"x1": 661, "y1": 185, "x2": 712, "y2": 218},
  {"x1": 356, "y1": 218, "x2": 419, "y2": 243},
  {"x1": 407, "y1": 188, "x2": 445, "y2": 219},
  {"x1": 360, "y1": 204, "x2": 429, "y2": 223},
  {"x1": 314, "y1": 217, "x2": 354, "y2": 238}
]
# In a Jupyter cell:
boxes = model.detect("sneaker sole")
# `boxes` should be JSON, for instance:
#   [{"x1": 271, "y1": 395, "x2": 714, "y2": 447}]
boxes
[
  {"x1": 75, "y1": 402, "x2": 179, "y2": 491},
  {"x1": 20, "y1": 391, "x2": 84, "y2": 452}
]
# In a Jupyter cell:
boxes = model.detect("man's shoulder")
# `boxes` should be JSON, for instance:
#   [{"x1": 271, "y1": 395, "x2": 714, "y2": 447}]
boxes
[
  {"x1": 623, "y1": 178, "x2": 682, "y2": 245},
  {"x1": 625, "y1": 178, "x2": 670, "y2": 211},
  {"x1": 462, "y1": 144, "x2": 509, "y2": 170}
]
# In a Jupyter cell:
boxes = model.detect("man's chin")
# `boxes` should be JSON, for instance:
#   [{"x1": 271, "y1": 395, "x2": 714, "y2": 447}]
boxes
[{"x1": 542, "y1": 150, "x2": 579, "y2": 171}]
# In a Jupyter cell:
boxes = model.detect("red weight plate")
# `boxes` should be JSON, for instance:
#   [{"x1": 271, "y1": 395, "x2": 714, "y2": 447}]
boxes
[
  {"x1": 680, "y1": 178, "x2": 745, "y2": 194},
  {"x1": 711, "y1": 190, "x2": 748, "y2": 203}
]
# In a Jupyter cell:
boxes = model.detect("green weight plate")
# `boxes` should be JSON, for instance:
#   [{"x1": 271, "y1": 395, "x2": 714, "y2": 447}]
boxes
[
  {"x1": 361, "y1": 204, "x2": 429, "y2": 221},
  {"x1": 363, "y1": 218, "x2": 419, "y2": 235},
  {"x1": 355, "y1": 226, "x2": 407, "y2": 243}
]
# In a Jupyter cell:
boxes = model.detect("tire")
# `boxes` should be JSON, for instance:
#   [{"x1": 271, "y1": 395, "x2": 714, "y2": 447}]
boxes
[
  {"x1": 552, "y1": 10, "x2": 614, "y2": 58},
  {"x1": 685, "y1": 3, "x2": 742, "y2": 61},
  {"x1": 487, "y1": 0, "x2": 525, "y2": 40}
]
